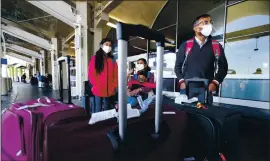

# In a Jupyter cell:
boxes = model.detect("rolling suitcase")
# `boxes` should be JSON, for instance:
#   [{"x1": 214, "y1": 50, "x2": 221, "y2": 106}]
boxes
[
  {"x1": 179, "y1": 78, "x2": 241, "y2": 161},
  {"x1": 42, "y1": 105, "x2": 177, "y2": 161},
  {"x1": 1, "y1": 56, "x2": 87, "y2": 161}
]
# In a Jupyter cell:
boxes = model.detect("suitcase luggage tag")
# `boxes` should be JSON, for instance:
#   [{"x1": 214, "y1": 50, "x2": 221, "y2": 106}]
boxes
[{"x1": 196, "y1": 102, "x2": 208, "y2": 110}]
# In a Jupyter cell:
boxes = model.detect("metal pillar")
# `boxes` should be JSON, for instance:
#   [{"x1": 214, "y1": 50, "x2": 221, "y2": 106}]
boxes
[
  {"x1": 222, "y1": 0, "x2": 228, "y2": 48},
  {"x1": 146, "y1": 40, "x2": 150, "y2": 63},
  {"x1": 118, "y1": 39, "x2": 128, "y2": 140},
  {"x1": 51, "y1": 38, "x2": 59, "y2": 90},
  {"x1": 75, "y1": 1, "x2": 92, "y2": 98},
  {"x1": 155, "y1": 45, "x2": 164, "y2": 133},
  {"x1": 40, "y1": 50, "x2": 45, "y2": 75},
  {"x1": 175, "y1": 0, "x2": 179, "y2": 52}
]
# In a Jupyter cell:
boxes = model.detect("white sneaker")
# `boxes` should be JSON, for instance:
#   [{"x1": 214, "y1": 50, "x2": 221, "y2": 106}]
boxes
[{"x1": 175, "y1": 94, "x2": 188, "y2": 104}]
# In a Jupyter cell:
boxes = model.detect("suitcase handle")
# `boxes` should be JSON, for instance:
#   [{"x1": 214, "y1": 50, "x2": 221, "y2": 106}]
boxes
[
  {"x1": 37, "y1": 96, "x2": 51, "y2": 104},
  {"x1": 57, "y1": 56, "x2": 72, "y2": 104},
  {"x1": 185, "y1": 78, "x2": 209, "y2": 104},
  {"x1": 16, "y1": 103, "x2": 50, "y2": 110},
  {"x1": 185, "y1": 78, "x2": 209, "y2": 87}
]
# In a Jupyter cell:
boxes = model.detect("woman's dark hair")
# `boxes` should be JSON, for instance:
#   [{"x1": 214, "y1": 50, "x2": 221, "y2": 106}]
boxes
[
  {"x1": 137, "y1": 58, "x2": 151, "y2": 72},
  {"x1": 95, "y1": 38, "x2": 114, "y2": 74}
]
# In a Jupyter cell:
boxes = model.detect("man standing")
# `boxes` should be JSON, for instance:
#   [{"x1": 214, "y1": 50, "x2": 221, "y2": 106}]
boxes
[{"x1": 174, "y1": 14, "x2": 228, "y2": 103}]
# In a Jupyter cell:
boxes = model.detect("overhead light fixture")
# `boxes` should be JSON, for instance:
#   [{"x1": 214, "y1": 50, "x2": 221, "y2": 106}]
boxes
[{"x1": 106, "y1": 22, "x2": 116, "y2": 28}]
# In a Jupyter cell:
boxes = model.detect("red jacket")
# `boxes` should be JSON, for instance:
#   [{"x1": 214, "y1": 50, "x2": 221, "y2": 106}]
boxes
[{"x1": 88, "y1": 56, "x2": 118, "y2": 97}]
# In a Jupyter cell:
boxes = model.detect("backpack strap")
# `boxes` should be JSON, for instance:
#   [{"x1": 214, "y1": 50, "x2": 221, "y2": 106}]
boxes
[
  {"x1": 211, "y1": 40, "x2": 221, "y2": 76},
  {"x1": 147, "y1": 71, "x2": 151, "y2": 79},
  {"x1": 185, "y1": 39, "x2": 194, "y2": 56},
  {"x1": 211, "y1": 40, "x2": 221, "y2": 58},
  {"x1": 182, "y1": 38, "x2": 194, "y2": 74},
  {"x1": 134, "y1": 74, "x2": 138, "y2": 80}
]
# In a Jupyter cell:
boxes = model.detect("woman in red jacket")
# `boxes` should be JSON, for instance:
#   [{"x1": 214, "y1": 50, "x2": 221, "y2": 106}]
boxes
[{"x1": 88, "y1": 38, "x2": 118, "y2": 113}]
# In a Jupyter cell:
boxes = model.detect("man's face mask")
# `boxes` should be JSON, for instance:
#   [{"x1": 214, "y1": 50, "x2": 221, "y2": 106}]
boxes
[
  {"x1": 200, "y1": 24, "x2": 213, "y2": 37},
  {"x1": 102, "y1": 45, "x2": 112, "y2": 54}
]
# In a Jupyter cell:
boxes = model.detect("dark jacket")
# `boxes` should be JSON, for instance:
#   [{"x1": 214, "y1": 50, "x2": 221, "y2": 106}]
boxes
[{"x1": 174, "y1": 36, "x2": 228, "y2": 84}]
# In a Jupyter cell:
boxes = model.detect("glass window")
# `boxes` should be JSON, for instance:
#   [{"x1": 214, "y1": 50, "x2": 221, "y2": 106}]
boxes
[
  {"x1": 224, "y1": 1, "x2": 270, "y2": 76},
  {"x1": 220, "y1": 1, "x2": 270, "y2": 101},
  {"x1": 221, "y1": 79, "x2": 270, "y2": 102},
  {"x1": 208, "y1": 3, "x2": 226, "y2": 44}
]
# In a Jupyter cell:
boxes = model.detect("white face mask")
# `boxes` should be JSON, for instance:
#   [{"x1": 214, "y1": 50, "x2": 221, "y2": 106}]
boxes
[
  {"x1": 200, "y1": 24, "x2": 213, "y2": 37},
  {"x1": 136, "y1": 64, "x2": 144, "y2": 71},
  {"x1": 102, "y1": 45, "x2": 112, "y2": 54}
]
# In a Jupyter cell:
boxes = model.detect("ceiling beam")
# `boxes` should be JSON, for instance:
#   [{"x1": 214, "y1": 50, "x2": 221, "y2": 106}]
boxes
[
  {"x1": 6, "y1": 52, "x2": 33, "y2": 64},
  {"x1": 27, "y1": 1, "x2": 77, "y2": 28},
  {"x1": 1, "y1": 18, "x2": 54, "y2": 39},
  {"x1": 103, "y1": 0, "x2": 124, "y2": 13},
  {"x1": 4, "y1": 43, "x2": 41, "y2": 59},
  {"x1": 63, "y1": 31, "x2": 75, "y2": 44},
  {"x1": 2, "y1": 24, "x2": 51, "y2": 50}
]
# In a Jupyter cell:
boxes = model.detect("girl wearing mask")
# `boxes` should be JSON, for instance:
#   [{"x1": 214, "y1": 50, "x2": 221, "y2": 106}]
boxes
[
  {"x1": 88, "y1": 38, "x2": 118, "y2": 113},
  {"x1": 127, "y1": 58, "x2": 155, "y2": 107}
]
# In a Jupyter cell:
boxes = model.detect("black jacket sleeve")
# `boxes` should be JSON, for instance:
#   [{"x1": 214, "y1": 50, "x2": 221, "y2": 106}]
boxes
[
  {"x1": 174, "y1": 42, "x2": 186, "y2": 80},
  {"x1": 214, "y1": 44, "x2": 228, "y2": 83}
]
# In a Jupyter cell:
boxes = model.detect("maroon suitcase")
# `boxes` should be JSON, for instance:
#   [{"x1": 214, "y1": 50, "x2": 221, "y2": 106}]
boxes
[
  {"x1": 1, "y1": 56, "x2": 87, "y2": 161},
  {"x1": 1, "y1": 98, "x2": 86, "y2": 161},
  {"x1": 43, "y1": 105, "x2": 187, "y2": 161}
]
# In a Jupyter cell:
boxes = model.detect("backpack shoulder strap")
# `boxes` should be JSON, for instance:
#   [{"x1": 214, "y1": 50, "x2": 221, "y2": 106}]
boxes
[
  {"x1": 211, "y1": 40, "x2": 221, "y2": 58},
  {"x1": 134, "y1": 74, "x2": 138, "y2": 80},
  {"x1": 147, "y1": 71, "x2": 151, "y2": 79},
  {"x1": 185, "y1": 38, "x2": 194, "y2": 56}
]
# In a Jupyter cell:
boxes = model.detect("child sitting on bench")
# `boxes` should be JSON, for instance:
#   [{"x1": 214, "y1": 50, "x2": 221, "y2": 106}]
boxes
[{"x1": 126, "y1": 69, "x2": 156, "y2": 113}]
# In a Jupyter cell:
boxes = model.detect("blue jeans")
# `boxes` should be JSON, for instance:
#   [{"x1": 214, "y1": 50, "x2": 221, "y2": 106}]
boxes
[
  {"x1": 91, "y1": 96, "x2": 113, "y2": 113},
  {"x1": 128, "y1": 96, "x2": 138, "y2": 106}
]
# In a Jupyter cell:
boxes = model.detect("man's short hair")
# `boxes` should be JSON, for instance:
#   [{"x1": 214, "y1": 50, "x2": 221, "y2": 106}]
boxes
[{"x1": 193, "y1": 14, "x2": 211, "y2": 27}]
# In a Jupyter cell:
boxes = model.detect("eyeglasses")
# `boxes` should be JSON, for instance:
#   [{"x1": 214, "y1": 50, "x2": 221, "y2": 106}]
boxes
[{"x1": 194, "y1": 20, "x2": 214, "y2": 26}]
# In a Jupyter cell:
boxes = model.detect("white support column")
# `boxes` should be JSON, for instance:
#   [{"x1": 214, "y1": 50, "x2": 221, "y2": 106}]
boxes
[
  {"x1": 93, "y1": 28, "x2": 102, "y2": 53},
  {"x1": 75, "y1": 2, "x2": 92, "y2": 98},
  {"x1": 51, "y1": 38, "x2": 59, "y2": 90},
  {"x1": 61, "y1": 42, "x2": 68, "y2": 90},
  {"x1": 40, "y1": 50, "x2": 45, "y2": 75},
  {"x1": 14, "y1": 67, "x2": 18, "y2": 82},
  {"x1": 32, "y1": 57, "x2": 36, "y2": 75}
]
